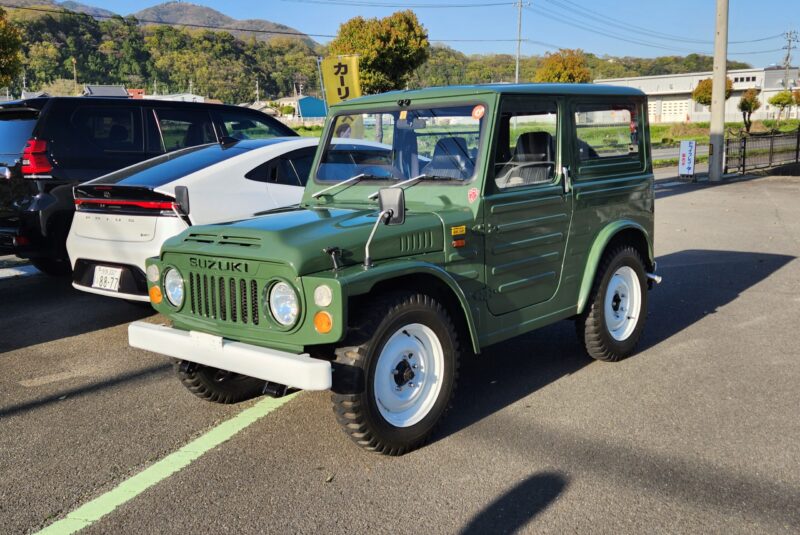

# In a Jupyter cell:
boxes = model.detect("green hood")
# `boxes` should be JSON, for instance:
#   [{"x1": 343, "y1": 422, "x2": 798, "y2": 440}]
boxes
[{"x1": 163, "y1": 207, "x2": 445, "y2": 275}]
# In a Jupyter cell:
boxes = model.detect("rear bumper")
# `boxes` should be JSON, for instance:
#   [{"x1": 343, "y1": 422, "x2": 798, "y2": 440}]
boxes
[{"x1": 128, "y1": 321, "x2": 332, "y2": 391}]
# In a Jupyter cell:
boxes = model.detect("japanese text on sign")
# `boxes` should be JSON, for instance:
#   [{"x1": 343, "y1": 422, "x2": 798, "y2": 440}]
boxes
[{"x1": 321, "y1": 56, "x2": 362, "y2": 106}]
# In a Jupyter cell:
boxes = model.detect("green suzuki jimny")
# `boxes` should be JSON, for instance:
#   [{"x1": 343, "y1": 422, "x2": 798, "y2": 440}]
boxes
[{"x1": 130, "y1": 84, "x2": 659, "y2": 455}]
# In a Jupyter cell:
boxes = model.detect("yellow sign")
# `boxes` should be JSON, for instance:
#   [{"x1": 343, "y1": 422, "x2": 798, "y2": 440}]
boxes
[
  {"x1": 450, "y1": 225, "x2": 466, "y2": 236},
  {"x1": 321, "y1": 55, "x2": 362, "y2": 106}
]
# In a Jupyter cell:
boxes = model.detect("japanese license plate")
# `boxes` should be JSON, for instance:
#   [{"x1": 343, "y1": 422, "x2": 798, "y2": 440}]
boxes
[{"x1": 92, "y1": 265, "x2": 122, "y2": 292}]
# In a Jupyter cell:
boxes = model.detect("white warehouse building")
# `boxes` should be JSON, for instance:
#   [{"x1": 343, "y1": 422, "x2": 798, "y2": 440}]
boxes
[{"x1": 596, "y1": 66, "x2": 799, "y2": 123}]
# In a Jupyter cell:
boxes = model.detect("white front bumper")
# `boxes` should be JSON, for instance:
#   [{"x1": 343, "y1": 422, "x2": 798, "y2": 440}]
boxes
[{"x1": 128, "y1": 322, "x2": 332, "y2": 391}]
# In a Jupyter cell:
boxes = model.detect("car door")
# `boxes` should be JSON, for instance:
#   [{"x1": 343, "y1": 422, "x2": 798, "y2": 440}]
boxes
[
  {"x1": 245, "y1": 146, "x2": 314, "y2": 208},
  {"x1": 483, "y1": 96, "x2": 573, "y2": 316}
]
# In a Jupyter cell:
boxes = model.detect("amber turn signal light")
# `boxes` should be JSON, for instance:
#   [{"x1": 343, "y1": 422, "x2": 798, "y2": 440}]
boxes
[
  {"x1": 149, "y1": 285, "x2": 163, "y2": 304},
  {"x1": 313, "y1": 311, "x2": 333, "y2": 334}
]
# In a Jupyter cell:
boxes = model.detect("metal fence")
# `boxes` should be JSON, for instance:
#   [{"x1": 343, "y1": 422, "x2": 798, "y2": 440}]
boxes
[{"x1": 725, "y1": 129, "x2": 800, "y2": 174}]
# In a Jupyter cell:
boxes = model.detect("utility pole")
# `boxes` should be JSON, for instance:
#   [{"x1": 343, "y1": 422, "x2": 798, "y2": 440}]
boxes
[
  {"x1": 71, "y1": 57, "x2": 78, "y2": 93},
  {"x1": 188, "y1": 79, "x2": 194, "y2": 95},
  {"x1": 708, "y1": 0, "x2": 728, "y2": 182},
  {"x1": 782, "y1": 30, "x2": 798, "y2": 88},
  {"x1": 515, "y1": 0, "x2": 523, "y2": 84},
  {"x1": 256, "y1": 78, "x2": 260, "y2": 103}
]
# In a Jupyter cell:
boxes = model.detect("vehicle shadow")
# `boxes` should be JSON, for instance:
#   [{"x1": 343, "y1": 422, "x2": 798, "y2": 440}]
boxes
[
  {"x1": 435, "y1": 249, "x2": 794, "y2": 442},
  {"x1": 0, "y1": 274, "x2": 154, "y2": 353},
  {"x1": 654, "y1": 172, "x2": 780, "y2": 200},
  {"x1": 459, "y1": 471, "x2": 568, "y2": 535}
]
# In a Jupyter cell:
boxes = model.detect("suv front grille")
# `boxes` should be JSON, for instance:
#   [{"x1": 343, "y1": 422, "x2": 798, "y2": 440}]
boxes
[{"x1": 188, "y1": 272, "x2": 260, "y2": 325}]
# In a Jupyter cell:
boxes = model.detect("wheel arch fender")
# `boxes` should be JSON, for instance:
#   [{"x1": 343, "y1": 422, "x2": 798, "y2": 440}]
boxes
[
  {"x1": 341, "y1": 260, "x2": 481, "y2": 354},
  {"x1": 576, "y1": 220, "x2": 654, "y2": 315}
]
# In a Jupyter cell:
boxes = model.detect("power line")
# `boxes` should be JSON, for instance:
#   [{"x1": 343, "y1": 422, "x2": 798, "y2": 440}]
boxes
[
  {"x1": 544, "y1": 0, "x2": 783, "y2": 45},
  {"x1": 4, "y1": 4, "x2": 336, "y2": 37},
  {"x1": 276, "y1": 0, "x2": 517, "y2": 7},
  {"x1": 5, "y1": 4, "x2": 529, "y2": 44},
  {"x1": 526, "y1": 5, "x2": 787, "y2": 56}
]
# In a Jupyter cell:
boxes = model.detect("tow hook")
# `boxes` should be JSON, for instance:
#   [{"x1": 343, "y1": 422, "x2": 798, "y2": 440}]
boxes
[{"x1": 262, "y1": 381, "x2": 288, "y2": 398}]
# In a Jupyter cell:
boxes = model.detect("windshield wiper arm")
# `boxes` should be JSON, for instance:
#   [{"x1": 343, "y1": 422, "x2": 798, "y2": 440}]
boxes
[
  {"x1": 367, "y1": 173, "x2": 452, "y2": 200},
  {"x1": 312, "y1": 173, "x2": 369, "y2": 199}
]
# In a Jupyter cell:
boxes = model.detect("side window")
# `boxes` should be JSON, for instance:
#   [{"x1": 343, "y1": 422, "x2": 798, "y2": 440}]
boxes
[
  {"x1": 493, "y1": 100, "x2": 558, "y2": 190},
  {"x1": 245, "y1": 148, "x2": 315, "y2": 186},
  {"x1": 69, "y1": 106, "x2": 144, "y2": 154},
  {"x1": 155, "y1": 109, "x2": 216, "y2": 151},
  {"x1": 215, "y1": 110, "x2": 291, "y2": 140},
  {"x1": 574, "y1": 102, "x2": 641, "y2": 162}
]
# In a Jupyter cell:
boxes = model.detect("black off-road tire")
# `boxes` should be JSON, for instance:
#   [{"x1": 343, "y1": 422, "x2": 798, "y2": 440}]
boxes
[
  {"x1": 331, "y1": 292, "x2": 460, "y2": 456},
  {"x1": 576, "y1": 245, "x2": 648, "y2": 362},
  {"x1": 175, "y1": 360, "x2": 265, "y2": 404}
]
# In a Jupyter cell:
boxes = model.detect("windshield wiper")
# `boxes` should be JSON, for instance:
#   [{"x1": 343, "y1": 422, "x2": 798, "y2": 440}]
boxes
[
  {"x1": 367, "y1": 173, "x2": 452, "y2": 200},
  {"x1": 312, "y1": 173, "x2": 373, "y2": 199}
]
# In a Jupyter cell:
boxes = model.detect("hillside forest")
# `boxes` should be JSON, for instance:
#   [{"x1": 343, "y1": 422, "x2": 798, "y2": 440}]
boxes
[{"x1": 3, "y1": 6, "x2": 751, "y2": 104}]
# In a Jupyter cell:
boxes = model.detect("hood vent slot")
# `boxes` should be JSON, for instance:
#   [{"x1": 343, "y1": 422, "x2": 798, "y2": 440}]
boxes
[
  {"x1": 183, "y1": 233, "x2": 261, "y2": 248},
  {"x1": 217, "y1": 235, "x2": 261, "y2": 248},
  {"x1": 184, "y1": 233, "x2": 216, "y2": 244}
]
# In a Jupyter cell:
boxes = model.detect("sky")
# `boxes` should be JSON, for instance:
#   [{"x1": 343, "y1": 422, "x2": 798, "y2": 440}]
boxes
[{"x1": 83, "y1": 0, "x2": 799, "y2": 68}]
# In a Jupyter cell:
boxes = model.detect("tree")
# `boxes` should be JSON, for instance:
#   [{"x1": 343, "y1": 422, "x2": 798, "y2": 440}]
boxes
[
  {"x1": 737, "y1": 88, "x2": 761, "y2": 133},
  {"x1": 691, "y1": 77, "x2": 732, "y2": 107},
  {"x1": 768, "y1": 90, "x2": 794, "y2": 127},
  {"x1": 329, "y1": 10, "x2": 430, "y2": 94},
  {"x1": 0, "y1": 7, "x2": 22, "y2": 88},
  {"x1": 39, "y1": 78, "x2": 80, "y2": 96},
  {"x1": 533, "y1": 49, "x2": 592, "y2": 83}
]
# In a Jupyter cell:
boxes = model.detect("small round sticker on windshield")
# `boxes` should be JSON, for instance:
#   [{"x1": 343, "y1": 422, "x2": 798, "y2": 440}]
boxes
[{"x1": 471, "y1": 105, "x2": 485, "y2": 120}]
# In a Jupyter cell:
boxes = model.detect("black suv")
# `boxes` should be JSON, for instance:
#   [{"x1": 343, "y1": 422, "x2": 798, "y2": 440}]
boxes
[{"x1": 0, "y1": 97, "x2": 297, "y2": 275}]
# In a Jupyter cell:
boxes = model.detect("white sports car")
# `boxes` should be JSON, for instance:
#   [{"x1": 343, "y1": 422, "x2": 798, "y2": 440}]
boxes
[{"x1": 66, "y1": 137, "x2": 320, "y2": 301}]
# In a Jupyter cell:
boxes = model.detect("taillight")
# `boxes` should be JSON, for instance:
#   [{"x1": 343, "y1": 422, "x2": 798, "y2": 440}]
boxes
[
  {"x1": 21, "y1": 139, "x2": 52, "y2": 176},
  {"x1": 74, "y1": 199, "x2": 177, "y2": 210}
]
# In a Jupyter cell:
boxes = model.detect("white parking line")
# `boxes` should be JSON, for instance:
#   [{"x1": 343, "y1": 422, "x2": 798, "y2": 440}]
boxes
[
  {"x1": 0, "y1": 264, "x2": 40, "y2": 280},
  {"x1": 656, "y1": 181, "x2": 684, "y2": 188}
]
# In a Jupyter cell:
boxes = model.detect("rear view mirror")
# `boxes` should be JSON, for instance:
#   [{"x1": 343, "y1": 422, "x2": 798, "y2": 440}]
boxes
[
  {"x1": 174, "y1": 185, "x2": 190, "y2": 215},
  {"x1": 378, "y1": 188, "x2": 405, "y2": 225}
]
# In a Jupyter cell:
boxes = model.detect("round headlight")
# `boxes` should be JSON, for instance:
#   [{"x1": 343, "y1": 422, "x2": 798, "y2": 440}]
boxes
[
  {"x1": 313, "y1": 284, "x2": 333, "y2": 307},
  {"x1": 163, "y1": 268, "x2": 184, "y2": 307},
  {"x1": 269, "y1": 281, "x2": 299, "y2": 326}
]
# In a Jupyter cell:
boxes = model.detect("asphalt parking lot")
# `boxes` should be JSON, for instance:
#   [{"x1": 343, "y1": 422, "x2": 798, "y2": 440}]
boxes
[{"x1": 1, "y1": 171, "x2": 799, "y2": 534}]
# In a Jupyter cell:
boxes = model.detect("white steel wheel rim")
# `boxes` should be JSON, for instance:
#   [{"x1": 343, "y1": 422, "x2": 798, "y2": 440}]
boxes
[
  {"x1": 604, "y1": 266, "x2": 642, "y2": 342},
  {"x1": 373, "y1": 323, "x2": 445, "y2": 428}
]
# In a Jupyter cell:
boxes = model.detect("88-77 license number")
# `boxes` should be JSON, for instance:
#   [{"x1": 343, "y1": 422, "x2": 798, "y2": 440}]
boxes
[{"x1": 92, "y1": 265, "x2": 123, "y2": 292}]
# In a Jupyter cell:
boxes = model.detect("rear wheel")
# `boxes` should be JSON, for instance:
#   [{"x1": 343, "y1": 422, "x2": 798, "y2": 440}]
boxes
[
  {"x1": 30, "y1": 257, "x2": 71, "y2": 276},
  {"x1": 577, "y1": 245, "x2": 648, "y2": 362},
  {"x1": 332, "y1": 292, "x2": 460, "y2": 455},
  {"x1": 175, "y1": 361, "x2": 264, "y2": 404}
]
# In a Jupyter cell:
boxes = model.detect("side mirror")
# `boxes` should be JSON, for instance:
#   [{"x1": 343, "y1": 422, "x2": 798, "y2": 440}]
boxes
[
  {"x1": 174, "y1": 185, "x2": 190, "y2": 215},
  {"x1": 378, "y1": 188, "x2": 405, "y2": 225}
]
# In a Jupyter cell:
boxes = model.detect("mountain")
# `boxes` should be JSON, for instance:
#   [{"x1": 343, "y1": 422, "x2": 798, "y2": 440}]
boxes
[
  {"x1": 0, "y1": 0, "x2": 315, "y2": 46},
  {"x1": 131, "y1": 1, "x2": 316, "y2": 46},
  {"x1": 59, "y1": 1, "x2": 116, "y2": 18}
]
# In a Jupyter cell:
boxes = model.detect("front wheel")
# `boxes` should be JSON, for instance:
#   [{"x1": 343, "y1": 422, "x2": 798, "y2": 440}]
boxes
[
  {"x1": 175, "y1": 361, "x2": 264, "y2": 404},
  {"x1": 332, "y1": 292, "x2": 460, "y2": 455},
  {"x1": 577, "y1": 246, "x2": 648, "y2": 362}
]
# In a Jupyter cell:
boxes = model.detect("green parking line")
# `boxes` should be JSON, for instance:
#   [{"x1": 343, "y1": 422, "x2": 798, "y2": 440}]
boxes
[{"x1": 35, "y1": 394, "x2": 296, "y2": 535}]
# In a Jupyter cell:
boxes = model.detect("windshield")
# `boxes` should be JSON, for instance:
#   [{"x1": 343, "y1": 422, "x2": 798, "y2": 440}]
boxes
[
  {"x1": 316, "y1": 104, "x2": 485, "y2": 182},
  {"x1": 0, "y1": 110, "x2": 38, "y2": 158}
]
